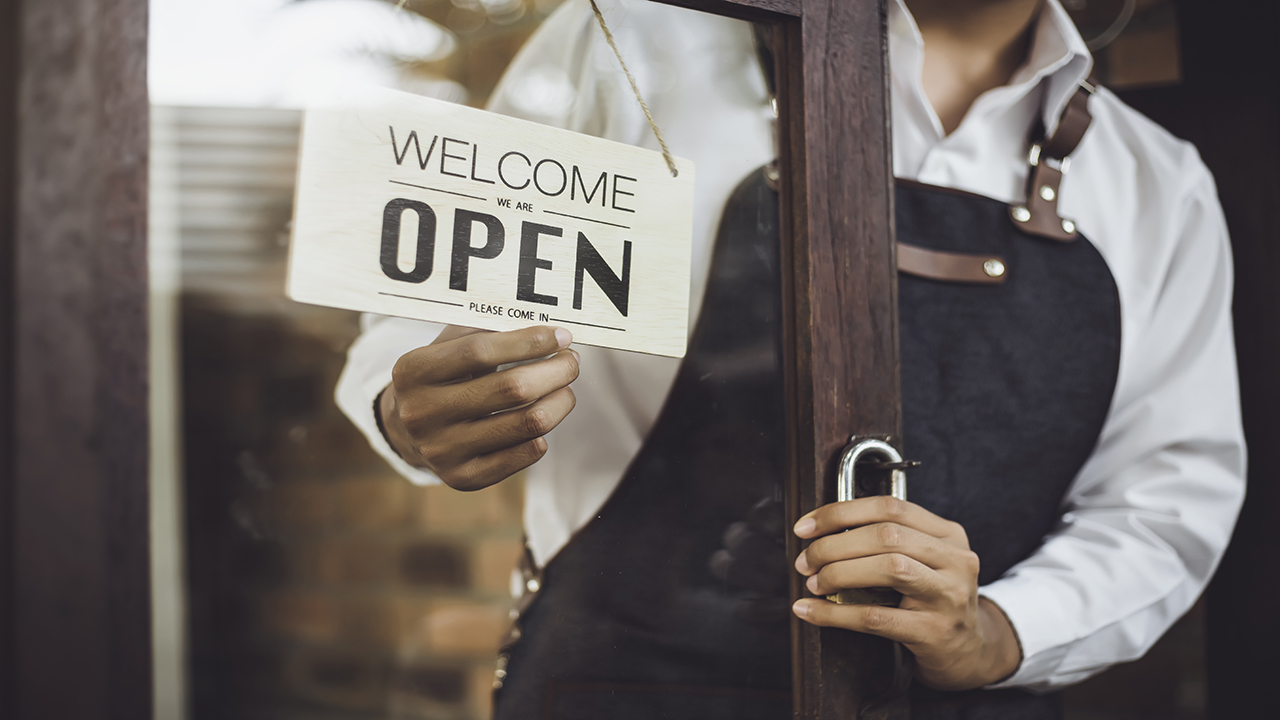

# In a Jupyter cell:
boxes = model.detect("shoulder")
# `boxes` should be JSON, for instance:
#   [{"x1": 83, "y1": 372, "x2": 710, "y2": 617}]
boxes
[
  {"x1": 1071, "y1": 87, "x2": 1222, "y2": 247},
  {"x1": 1083, "y1": 87, "x2": 1214, "y2": 198},
  {"x1": 1068, "y1": 86, "x2": 1226, "y2": 284},
  {"x1": 1066, "y1": 86, "x2": 1231, "y2": 342}
]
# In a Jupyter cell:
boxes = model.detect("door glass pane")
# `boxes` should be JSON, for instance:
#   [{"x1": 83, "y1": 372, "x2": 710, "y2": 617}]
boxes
[{"x1": 148, "y1": 2, "x2": 791, "y2": 719}]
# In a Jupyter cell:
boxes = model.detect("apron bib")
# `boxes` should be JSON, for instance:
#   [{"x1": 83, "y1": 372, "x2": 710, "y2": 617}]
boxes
[{"x1": 493, "y1": 162, "x2": 1120, "y2": 720}]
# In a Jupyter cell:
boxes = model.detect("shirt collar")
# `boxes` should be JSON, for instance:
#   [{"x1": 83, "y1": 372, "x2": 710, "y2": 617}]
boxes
[{"x1": 889, "y1": 0, "x2": 1093, "y2": 139}]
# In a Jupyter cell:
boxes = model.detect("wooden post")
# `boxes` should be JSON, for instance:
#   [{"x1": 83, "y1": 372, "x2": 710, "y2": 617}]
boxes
[
  {"x1": 0, "y1": 1, "x2": 152, "y2": 718},
  {"x1": 649, "y1": 1, "x2": 904, "y2": 718}
]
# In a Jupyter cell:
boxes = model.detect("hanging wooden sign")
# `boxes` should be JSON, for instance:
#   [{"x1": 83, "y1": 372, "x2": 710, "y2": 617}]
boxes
[{"x1": 287, "y1": 86, "x2": 696, "y2": 357}]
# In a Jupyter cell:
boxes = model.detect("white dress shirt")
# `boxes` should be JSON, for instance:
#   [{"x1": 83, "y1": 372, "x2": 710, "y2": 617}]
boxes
[{"x1": 335, "y1": 0, "x2": 1246, "y2": 691}]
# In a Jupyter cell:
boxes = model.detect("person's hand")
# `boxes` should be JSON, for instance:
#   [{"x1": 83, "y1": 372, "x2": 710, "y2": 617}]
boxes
[
  {"x1": 379, "y1": 324, "x2": 579, "y2": 490},
  {"x1": 709, "y1": 497, "x2": 790, "y2": 623},
  {"x1": 790, "y1": 496, "x2": 1021, "y2": 690}
]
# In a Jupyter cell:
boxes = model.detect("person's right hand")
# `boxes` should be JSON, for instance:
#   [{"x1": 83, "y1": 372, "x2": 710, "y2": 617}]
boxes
[{"x1": 379, "y1": 324, "x2": 579, "y2": 490}]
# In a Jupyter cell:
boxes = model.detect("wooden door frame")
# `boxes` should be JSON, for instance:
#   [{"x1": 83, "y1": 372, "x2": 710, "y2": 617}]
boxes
[
  {"x1": 0, "y1": 1, "x2": 152, "y2": 718},
  {"x1": 651, "y1": 2, "x2": 904, "y2": 718},
  {"x1": 0, "y1": 0, "x2": 20, "y2": 707}
]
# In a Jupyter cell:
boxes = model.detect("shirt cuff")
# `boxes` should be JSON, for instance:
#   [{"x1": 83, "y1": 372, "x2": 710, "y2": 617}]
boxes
[{"x1": 979, "y1": 577, "x2": 1074, "y2": 689}]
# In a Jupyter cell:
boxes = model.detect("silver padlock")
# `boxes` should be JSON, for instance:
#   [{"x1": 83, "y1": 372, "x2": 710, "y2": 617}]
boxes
[{"x1": 826, "y1": 437, "x2": 910, "y2": 607}]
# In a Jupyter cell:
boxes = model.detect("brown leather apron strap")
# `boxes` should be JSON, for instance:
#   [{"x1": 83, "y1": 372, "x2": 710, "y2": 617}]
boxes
[
  {"x1": 897, "y1": 242, "x2": 1007, "y2": 284},
  {"x1": 1042, "y1": 79, "x2": 1095, "y2": 159},
  {"x1": 1010, "y1": 77, "x2": 1098, "y2": 242}
]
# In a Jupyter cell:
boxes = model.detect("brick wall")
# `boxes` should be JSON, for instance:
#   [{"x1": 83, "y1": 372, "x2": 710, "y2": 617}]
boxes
[{"x1": 183, "y1": 300, "x2": 527, "y2": 720}]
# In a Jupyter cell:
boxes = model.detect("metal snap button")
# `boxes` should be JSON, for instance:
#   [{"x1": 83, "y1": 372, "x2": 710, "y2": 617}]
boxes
[
  {"x1": 983, "y1": 259, "x2": 1006, "y2": 277},
  {"x1": 1061, "y1": 219, "x2": 1076, "y2": 234},
  {"x1": 1039, "y1": 185, "x2": 1056, "y2": 201},
  {"x1": 1012, "y1": 206, "x2": 1031, "y2": 222}
]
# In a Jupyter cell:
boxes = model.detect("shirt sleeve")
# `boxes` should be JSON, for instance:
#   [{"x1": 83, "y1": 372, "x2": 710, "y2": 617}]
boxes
[{"x1": 981, "y1": 163, "x2": 1247, "y2": 690}]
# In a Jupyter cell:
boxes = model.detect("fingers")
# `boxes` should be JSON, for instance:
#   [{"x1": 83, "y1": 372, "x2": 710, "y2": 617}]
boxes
[
  {"x1": 386, "y1": 326, "x2": 579, "y2": 486},
  {"x1": 431, "y1": 325, "x2": 499, "y2": 378},
  {"x1": 402, "y1": 349, "x2": 579, "y2": 428},
  {"x1": 796, "y1": 522, "x2": 960, "y2": 576},
  {"x1": 747, "y1": 496, "x2": 786, "y2": 538},
  {"x1": 795, "y1": 496, "x2": 969, "y2": 548},
  {"x1": 791, "y1": 600, "x2": 932, "y2": 645},
  {"x1": 395, "y1": 325, "x2": 572, "y2": 387},
  {"x1": 708, "y1": 549, "x2": 785, "y2": 593},
  {"x1": 432, "y1": 324, "x2": 487, "y2": 344},
  {"x1": 724, "y1": 520, "x2": 782, "y2": 560},
  {"x1": 435, "y1": 438, "x2": 550, "y2": 491},
  {"x1": 449, "y1": 386, "x2": 577, "y2": 460},
  {"x1": 790, "y1": 500, "x2": 981, "y2": 609},
  {"x1": 709, "y1": 521, "x2": 787, "y2": 593},
  {"x1": 801, "y1": 553, "x2": 943, "y2": 598},
  {"x1": 459, "y1": 348, "x2": 580, "y2": 417}
]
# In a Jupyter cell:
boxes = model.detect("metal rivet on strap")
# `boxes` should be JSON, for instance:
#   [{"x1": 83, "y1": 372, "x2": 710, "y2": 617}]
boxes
[
  {"x1": 1012, "y1": 206, "x2": 1031, "y2": 223},
  {"x1": 983, "y1": 259, "x2": 1006, "y2": 278},
  {"x1": 493, "y1": 652, "x2": 511, "y2": 689},
  {"x1": 1039, "y1": 185, "x2": 1056, "y2": 201},
  {"x1": 1062, "y1": 219, "x2": 1076, "y2": 234},
  {"x1": 526, "y1": 578, "x2": 541, "y2": 593}
]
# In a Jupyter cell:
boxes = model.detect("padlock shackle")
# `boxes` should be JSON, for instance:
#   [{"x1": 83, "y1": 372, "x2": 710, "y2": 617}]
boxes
[{"x1": 836, "y1": 438, "x2": 908, "y2": 503}]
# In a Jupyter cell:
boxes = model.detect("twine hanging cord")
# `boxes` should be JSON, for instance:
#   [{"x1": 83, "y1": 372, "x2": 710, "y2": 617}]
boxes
[
  {"x1": 397, "y1": 0, "x2": 677, "y2": 177},
  {"x1": 588, "y1": 0, "x2": 680, "y2": 177}
]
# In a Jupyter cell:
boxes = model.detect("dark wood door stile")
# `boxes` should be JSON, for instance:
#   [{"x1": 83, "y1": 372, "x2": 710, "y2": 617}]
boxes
[
  {"x1": 0, "y1": 1, "x2": 152, "y2": 718},
  {"x1": 648, "y1": 1, "x2": 905, "y2": 718}
]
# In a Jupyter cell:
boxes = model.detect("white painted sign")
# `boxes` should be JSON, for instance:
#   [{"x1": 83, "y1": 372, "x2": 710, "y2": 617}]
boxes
[{"x1": 287, "y1": 87, "x2": 696, "y2": 358}]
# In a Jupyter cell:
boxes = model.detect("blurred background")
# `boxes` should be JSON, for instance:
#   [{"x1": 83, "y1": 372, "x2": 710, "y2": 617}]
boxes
[
  {"x1": 145, "y1": 1, "x2": 1198, "y2": 719},
  {"x1": 149, "y1": 3, "x2": 561, "y2": 720}
]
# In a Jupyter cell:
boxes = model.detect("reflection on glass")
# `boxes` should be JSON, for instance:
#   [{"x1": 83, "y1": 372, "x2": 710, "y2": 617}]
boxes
[
  {"x1": 150, "y1": 2, "x2": 573, "y2": 718},
  {"x1": 489, "y1": 165, "x2": 791, "y2": 720}
]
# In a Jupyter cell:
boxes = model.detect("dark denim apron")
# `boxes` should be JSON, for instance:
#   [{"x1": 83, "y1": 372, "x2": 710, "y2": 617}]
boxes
[{"x1": 492, "y1": 164, "x2": 1120, "y2": 720}]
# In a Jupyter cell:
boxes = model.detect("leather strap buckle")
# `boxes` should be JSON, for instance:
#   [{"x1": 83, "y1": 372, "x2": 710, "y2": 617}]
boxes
[{"x1": 1010, "y1": 78, "x2": 1097, "y2": 241}]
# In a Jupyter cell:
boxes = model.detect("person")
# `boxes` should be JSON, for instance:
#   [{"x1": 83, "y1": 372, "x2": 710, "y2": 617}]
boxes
[{"x1": 335, "y1": 0, "x2": 1246, "y2": 717}]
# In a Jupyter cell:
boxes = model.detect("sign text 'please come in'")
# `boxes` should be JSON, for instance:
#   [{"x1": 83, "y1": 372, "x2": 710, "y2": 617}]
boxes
[{"x1": 287, "y1": 87, "x2": 696, "y2": 357}]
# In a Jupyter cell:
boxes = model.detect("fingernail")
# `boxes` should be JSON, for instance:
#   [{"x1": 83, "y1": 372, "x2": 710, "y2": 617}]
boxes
[
  {"x1": 569, "y1": 349, "x2": 580, "y2": 361},
  {"x1": 794, "y1": 517, "x2": 816, "y2": 537},
  {"x1": 806, "y1": 575, "x2": 819, "y2": 594},
  {"x1": 794, "y1": 552, "x2": 811, "y2": 575},
  {"x1": 554, "y1": 327, "x2": 572, "y2": 348},
  {"x1": 792, "y1": 600, "x2": 809, "y2": 619}
]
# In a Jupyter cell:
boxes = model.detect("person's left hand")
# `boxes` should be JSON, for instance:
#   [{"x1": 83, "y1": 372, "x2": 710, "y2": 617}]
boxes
[{"x1": 791, "y1": 496, "x2": 1022, "y2": 691}]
